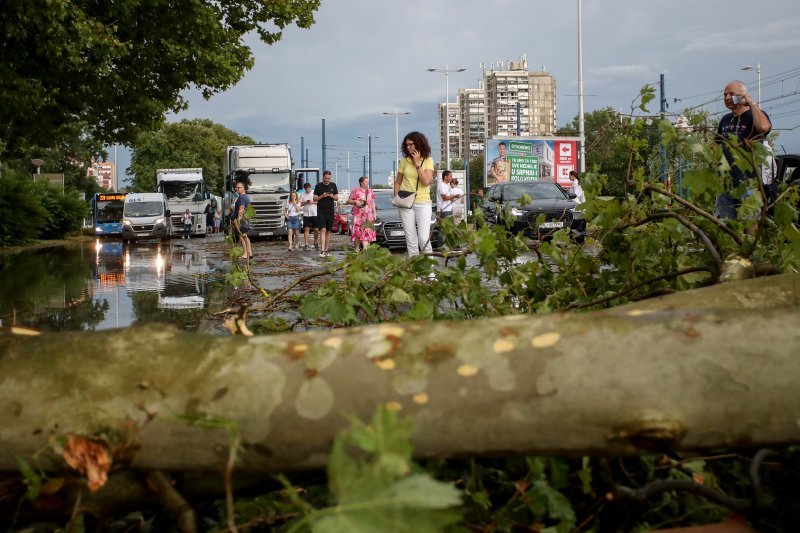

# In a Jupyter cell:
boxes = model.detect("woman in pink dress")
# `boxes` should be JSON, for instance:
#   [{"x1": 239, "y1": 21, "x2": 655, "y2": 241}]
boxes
[{"x1": 347, "y1": 176, "x2": 377, "y2": 252}]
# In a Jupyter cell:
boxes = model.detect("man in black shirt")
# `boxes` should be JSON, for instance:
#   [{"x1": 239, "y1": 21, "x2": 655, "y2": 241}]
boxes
[
  {"x1": 313, "y1": 170, "x2": 338, "y2": 257},
  {"x1": 715, "y1": 79, "x2": 771, "y2": 219}
]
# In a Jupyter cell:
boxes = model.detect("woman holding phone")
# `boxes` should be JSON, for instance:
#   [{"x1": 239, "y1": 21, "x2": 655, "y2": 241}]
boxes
[{"x1": 394, "y1": 131, "x2": 435, "y2": 256}]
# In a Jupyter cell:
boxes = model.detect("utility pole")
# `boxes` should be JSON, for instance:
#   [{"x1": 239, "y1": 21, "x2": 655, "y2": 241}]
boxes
[
  {"x1": 660, "y1": 73, "x2": 667, "y2": 184},
  {"x1": 321, "y1": 119, "x2": 327, "y2": 173},
  {"x1": 577, "y1": 0, "x2": 586, "y2": 173}
]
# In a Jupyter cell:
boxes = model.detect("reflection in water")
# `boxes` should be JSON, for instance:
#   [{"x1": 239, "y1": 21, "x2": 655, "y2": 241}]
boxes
[{"x1": 0, "y1": 240, "x2": 225, "y2": 332}]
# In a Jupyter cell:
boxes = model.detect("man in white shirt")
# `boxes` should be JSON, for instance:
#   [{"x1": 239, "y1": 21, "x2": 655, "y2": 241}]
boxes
[
  {"x1": 437, "y1": 170, "x2": 458, "y2": 218},
  {"x1": 300, "y1": 182, "x2": 319, "y2": 250}
]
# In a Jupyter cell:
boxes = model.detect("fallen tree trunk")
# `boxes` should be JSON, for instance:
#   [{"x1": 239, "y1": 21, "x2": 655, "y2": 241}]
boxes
[{"x1": 1, "y1": 273, "x2": 799, "y2": 474}]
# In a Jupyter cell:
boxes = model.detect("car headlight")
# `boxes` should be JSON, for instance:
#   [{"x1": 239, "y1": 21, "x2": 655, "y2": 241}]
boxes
[
  {"x1": 511, "y1": 207, "x2": 528, "y2": 217},
  {"x1": 123, "y1": 220, "x2": 132, "y2": 226},
  {"x1": 155, "y1": 218, "x2": 165, "y2": 225}
]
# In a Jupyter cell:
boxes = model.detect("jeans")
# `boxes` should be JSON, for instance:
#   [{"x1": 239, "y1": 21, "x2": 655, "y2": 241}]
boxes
[{"x1": 398, "y1": 202, "x2": 432, "y2": 256}]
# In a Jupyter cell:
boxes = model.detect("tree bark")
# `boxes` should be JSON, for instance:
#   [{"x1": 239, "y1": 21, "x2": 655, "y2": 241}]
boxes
[{"x1": 1, "y1": 273, "x2": 799, "y2": 473}]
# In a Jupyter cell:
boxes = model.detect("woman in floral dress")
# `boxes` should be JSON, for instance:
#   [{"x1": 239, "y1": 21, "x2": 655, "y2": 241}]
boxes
[{"x1": 347, "y1": 176, "x2": 377, "y2": 252}]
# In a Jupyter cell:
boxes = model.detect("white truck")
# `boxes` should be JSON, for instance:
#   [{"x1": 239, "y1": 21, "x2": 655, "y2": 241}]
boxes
[
  {"x1": 156, "y1": 168, "x2": 211, "y2": 238},
  {"x1": 223, "y1": 145, "x2": 294, "y2": 238}
]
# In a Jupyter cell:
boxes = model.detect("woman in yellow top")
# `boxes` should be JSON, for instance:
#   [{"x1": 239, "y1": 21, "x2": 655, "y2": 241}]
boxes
[{"x1": 394, "y1": 131, "x2": 435, "y2": 256}]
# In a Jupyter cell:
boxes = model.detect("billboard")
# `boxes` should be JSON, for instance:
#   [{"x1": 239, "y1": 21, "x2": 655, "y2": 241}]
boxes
[{"x1": 485, "y1": 137, "x2": 581, "y2": 188}]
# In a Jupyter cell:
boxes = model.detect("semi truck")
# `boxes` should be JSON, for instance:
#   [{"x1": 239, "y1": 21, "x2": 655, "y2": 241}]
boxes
[
  {"x1": 223, "y1": 145, "x2": 294, "y2": 238},
  {"x1": 156, "y1": 168, "x2": 211, "y2": 238}
]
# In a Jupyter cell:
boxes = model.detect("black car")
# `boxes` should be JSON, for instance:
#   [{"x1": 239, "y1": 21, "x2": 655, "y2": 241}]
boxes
[
  {"x1": 371, "y1": 190, "x2": 441, "y2": 250},
  {"x1": 481, "y1": 181, "x2": 586, "y2": 240}
]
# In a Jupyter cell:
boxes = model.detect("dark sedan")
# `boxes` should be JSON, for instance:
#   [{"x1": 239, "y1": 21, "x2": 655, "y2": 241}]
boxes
[
  {"x1": 372, "y1": 191, "x2": 441, "y2": 250},
  {"x1": 481, "y1": 181, "x2": 586, "y2": 241}
]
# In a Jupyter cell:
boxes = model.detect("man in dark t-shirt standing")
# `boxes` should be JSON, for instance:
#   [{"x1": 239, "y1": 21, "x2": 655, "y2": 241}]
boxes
[
  {"x1": 715, "y1": 79, "x2": 771, "y2": 219},
  {"x1": 313, "y1": 170, "x2": 338, "y2": 257}
]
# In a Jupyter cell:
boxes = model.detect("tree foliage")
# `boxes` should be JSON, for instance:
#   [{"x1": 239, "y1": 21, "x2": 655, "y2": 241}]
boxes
[
  {"x1": 0, "y1": 0, "x2": 320, "y2": 154},
  {"x1": 128, "y1": 118, "x2": 256, "y2": 192}
]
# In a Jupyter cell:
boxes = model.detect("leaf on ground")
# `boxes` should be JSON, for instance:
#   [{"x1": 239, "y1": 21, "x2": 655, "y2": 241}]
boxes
[
  {"x1": 300, "y1": 294, "x2": 356, "y2": 324},
  {"x1": 62, "y1": 435, "x2": 112, "y2": 492}
]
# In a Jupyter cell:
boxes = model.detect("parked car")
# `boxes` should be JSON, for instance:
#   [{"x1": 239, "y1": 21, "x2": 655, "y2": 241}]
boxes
[
  {"x1": 480, "y1": 181, "x2": 586, "y2": 241},
  {"x1": 370, "y1": 190, "x2": 441, "y2": 250},
  {"x1": 333, "y1": 203, "x2": 351, "y2": 234}
]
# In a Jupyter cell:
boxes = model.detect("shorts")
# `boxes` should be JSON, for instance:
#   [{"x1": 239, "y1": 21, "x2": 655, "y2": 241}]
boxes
[
  {"x1": 287, "y1": 216, "x2": 301, "y2": 230},
  {"x1": 303, "y1": 215, "x2": 318, "y2": 230},
  {"x1": 317, "y1": 209, "x2": 334, "y2": 232}
]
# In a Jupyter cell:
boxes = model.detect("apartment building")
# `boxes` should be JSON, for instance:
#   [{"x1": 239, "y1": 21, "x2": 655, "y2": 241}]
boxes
[
  {"x1": 458, "y1": 85, "x2": 486, "y2": 161},
  {"x1": 437, "y1": 102, "x2": 461, "y2": 168},
  {"x1": 484, "y1": 55, "x2": 556, "y2": 138}
]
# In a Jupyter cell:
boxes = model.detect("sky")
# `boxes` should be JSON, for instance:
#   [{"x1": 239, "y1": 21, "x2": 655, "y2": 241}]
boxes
[{"x1": 119, "y1": 0, "x2": 800, "y2": 190}]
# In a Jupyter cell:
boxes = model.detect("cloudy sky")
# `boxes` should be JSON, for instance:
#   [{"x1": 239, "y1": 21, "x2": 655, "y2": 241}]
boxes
[{"x1": 124, "y1": 0, "x2": 800, "y2": 188}]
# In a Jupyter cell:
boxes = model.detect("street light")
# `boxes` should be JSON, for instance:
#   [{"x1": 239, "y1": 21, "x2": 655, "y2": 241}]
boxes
[
  {"x1": 741, "y1": 62, "x2": 761, "y2": 105},
  {"x1": 427, "y1": 66, "x2": 466, "y2": 171},
  {"x1": 382, "y1": 109, "x2": 411, "y2": 176},
  {"x1": 577, "y1": 0, "x2": 586, "y2": 173},
  {"x1": 357, "y1": 135, "x2": 379, "y2": 188},
  {"x1": 31, "y1": 158, "x2": 43, "y2": 176}
]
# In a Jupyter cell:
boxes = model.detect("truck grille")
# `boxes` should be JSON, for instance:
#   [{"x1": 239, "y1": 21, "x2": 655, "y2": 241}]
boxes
[{"x1": 251, "y1": 200, "x2": 285, "y2": 229}]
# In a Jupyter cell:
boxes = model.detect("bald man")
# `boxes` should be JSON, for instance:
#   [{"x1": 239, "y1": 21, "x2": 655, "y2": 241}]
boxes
[{"x1": 715, "y1": 79, "x2": 771, "y2": 219}]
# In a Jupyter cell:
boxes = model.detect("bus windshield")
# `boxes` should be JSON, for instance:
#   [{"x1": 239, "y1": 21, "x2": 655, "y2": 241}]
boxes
[{"x1": 96, "y1": 200, "x2": 124, "y2": 224}]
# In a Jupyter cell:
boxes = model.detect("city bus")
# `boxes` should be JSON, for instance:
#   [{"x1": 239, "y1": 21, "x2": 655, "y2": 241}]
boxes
[{"x1": 92, "y1": 192, "x2": 126, "y2": 237}]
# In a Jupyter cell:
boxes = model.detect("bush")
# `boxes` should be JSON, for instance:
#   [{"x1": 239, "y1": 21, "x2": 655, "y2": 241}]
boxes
[
  {"x1": 0, "y1": 175, "x2": 48, "y2": 246},
  {"x1": 0, "y1": 173, "x2": 88, "y2": 246}
]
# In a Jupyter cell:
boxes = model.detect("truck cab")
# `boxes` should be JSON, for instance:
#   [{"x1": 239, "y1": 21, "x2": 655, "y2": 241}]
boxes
[
  {"x1": 223, "y1": 144, "x2": 294, "y2": 238},
  {"x1": 122, "y1": 193, "x2": 171, "y2": 242},
  {"x1": 156, "y1": 168, "x2": 210, "y2": 238}
]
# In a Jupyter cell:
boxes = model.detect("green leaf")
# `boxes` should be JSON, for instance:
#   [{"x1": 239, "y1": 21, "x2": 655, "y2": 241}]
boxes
[
  {"x1": 684, "y1": 169, "x2": 724, "y2": 197},
  {"x1": 311, "y1": 475, "x2": 462, "y2": 533},
  {"x1": 526, "y1": 480, "x2": 577, "y2": 531},
  {"x1": 16, "y1": 457, "x2": 42, "y2": 501},
  {"x1": 300, "y1": 294, "x2": 356, "y2": 324}
]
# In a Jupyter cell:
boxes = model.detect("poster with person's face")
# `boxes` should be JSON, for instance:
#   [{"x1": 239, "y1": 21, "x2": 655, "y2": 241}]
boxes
[{"x1": 485, "y1": 137, "x2": 581, "y2": 187}]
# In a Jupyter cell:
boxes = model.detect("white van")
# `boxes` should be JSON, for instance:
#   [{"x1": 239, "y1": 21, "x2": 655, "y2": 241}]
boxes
[{"x1": 122, "y1": 193, "x2": 171, "y2": 242}]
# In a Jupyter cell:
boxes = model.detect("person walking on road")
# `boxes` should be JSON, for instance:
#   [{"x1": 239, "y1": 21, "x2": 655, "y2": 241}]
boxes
[
  {"x1": 313, "y1": 170, "x2": 338, "y2": 258},
  {"x1": 394, "y1": 131, "x2": 435, "y2": 256},
  {"x1": 182, "y1": 209, "x2": 192, "y2": 239},
  {"x1": 233, "y1": 182, "x2": 252, "y2": 260},
  {"x1": 348, "y1": 176, "x2": 377, "y2": 252},
  {"x1": 285, "y1": 191, "x2": 302, "y2": 251},
  {"x1": 300, "y1": 182, "x2": 319, "y2": 251}
]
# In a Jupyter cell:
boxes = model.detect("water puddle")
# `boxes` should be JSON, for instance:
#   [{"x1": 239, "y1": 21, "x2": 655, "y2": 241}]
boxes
[{"x1": 0, "y1": 239, "x2": 228, "y2": 332}]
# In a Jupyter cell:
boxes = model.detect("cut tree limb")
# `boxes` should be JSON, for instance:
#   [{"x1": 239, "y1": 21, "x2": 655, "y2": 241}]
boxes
[{"x1": 0, "y1": 274, "x2": 799, "y2": 474}]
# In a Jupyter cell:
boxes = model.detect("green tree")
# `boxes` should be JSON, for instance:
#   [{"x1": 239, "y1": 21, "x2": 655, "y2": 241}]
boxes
[
  {"x1": 558, "y1": 107, "x2": 635, "y2": 197},
  {"x1": 0, "y1": 0, "x2": 320, "y2": 155},
  {"x1": 128, "y1": 119, "x2": 256, "y2": 192}
]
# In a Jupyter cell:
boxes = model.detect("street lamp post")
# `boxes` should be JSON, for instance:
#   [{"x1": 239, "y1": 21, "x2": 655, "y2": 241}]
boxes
[
  {"x1": 357, "y1": 135, "x2": 379, "y2": 188},
  {"x1": 577, "y1": 0, "x2": 586, "y2": 173},
  {"x1": 741, "y1": 62, "x2": 761, "y2": 105},
  {"x1": 382, "y1": 109, "x2": 411, "y2": 177},
  {"x1": 427, "y1": 66, "x2": 466, "y2": 171}
]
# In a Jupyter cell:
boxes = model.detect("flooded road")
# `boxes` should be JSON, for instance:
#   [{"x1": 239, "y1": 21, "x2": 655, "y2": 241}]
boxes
[
  {"x1": 0, "y1": 237, "x2": 229, "y2": 333},
  {"x1": 0, "y1": 232, "x2": 355, "y2": 334}
]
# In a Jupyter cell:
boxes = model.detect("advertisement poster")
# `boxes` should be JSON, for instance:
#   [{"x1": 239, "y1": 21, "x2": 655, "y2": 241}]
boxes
[{"x1": 485, "y1": 137, "x2": 581, "y2": 187}]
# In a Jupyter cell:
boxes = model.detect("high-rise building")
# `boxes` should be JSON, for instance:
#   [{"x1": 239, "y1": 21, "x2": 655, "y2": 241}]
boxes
[
  {"x1": 458, "y1": 85, "x2": 486, "y2": 161},
  {"x1": 435, "y1": 54, "x2": 557, "y2": 163},
  {"x1": 437, "y1": 102, "x2": 461, "y2": 168},
  {"x1": 484, "y1": 54, "x2": 556, "y2": 138}
]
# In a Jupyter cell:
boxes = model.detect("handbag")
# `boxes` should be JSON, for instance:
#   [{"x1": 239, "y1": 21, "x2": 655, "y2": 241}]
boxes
[{"x1": 392, "y1": 158, "x2": 424, "y2": 209}]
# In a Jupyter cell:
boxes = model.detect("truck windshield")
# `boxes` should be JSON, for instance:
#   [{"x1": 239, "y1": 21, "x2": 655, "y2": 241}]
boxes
[
  {"x1": 162, "y1": 181, "x2": 201, "y2": 201},
  {"x1": 248, "y1": 172, "x2": 291, "y2": 193},
  {"x1": 125, "y1": 202, "x2": 163, "y2": 217}
]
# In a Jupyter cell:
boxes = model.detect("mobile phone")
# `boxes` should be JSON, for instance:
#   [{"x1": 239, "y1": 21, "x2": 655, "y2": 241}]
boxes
[{"x1": 732, "y1": 95, "x2": 743, "y2": 105}]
